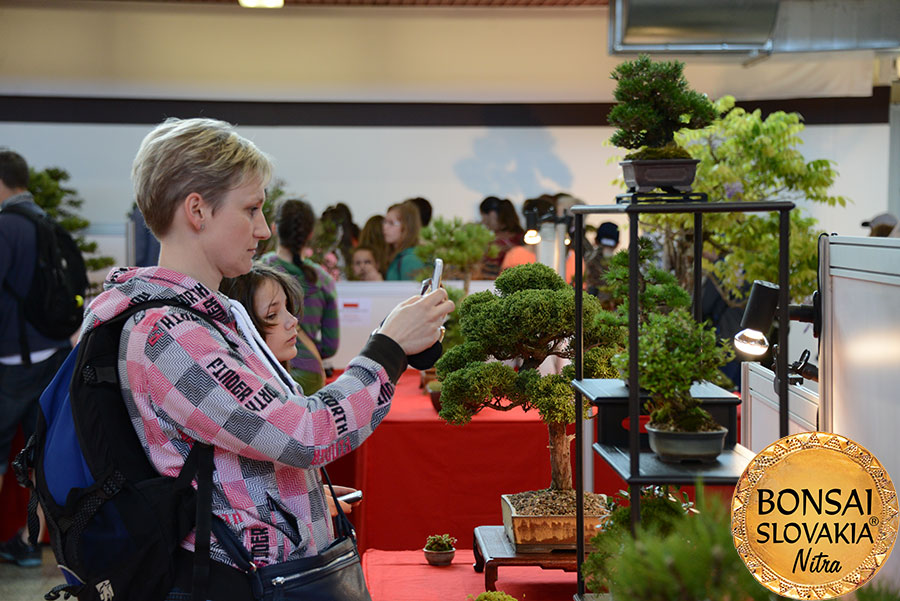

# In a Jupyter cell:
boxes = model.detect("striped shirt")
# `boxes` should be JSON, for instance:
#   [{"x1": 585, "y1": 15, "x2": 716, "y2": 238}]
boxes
[{"x1": 82, "y1": 266, "x2": 405, "y2": 567}]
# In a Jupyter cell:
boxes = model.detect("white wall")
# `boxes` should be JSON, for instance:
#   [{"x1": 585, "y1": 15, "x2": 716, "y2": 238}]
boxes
[
  {"x1": 0, "y1": 120, "x2": 889, "y2": 269},
  {"x1": 0, "y1": 1, "x2": 893, "y2": 268}
]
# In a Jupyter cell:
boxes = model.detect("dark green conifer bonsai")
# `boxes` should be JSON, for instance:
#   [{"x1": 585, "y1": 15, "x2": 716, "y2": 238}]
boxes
[
  {"x1": 608, "y1": 54, "x2": 717, "y2": 160},
  {"x1": 435, "y1": 263, "x2": 619, "y2": 492},
  {"x1": 595, "y1": 239, "x2": 733, "y2": 433}
]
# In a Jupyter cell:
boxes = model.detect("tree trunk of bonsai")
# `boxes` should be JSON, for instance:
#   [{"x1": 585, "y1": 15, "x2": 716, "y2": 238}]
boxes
[{"x1": 547, "y1": 422, "x2": 573, "y2": 491}]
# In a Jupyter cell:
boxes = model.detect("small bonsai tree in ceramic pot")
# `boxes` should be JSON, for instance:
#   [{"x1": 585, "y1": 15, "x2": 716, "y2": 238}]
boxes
[
  {"x1": 596, "y1": 239, "x2": 734, "y2": 463},
  {"x1": 424, "y1": 533, "x2": 457, "y2": 566},
  {"x1": 608, "y1": 54, "x2": 717, "y2": 192}
]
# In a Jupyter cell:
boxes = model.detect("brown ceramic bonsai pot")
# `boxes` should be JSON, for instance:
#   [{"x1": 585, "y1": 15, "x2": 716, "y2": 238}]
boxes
[
  {"x1": 620, "y1": 158, "x2": 700, "y2": 193},
  {"x1": 423, "y1": 548, "x2": 455, "y2": 566},
  {"x1": 645, "y1": 424, "x2": 728, "y2": 464}
]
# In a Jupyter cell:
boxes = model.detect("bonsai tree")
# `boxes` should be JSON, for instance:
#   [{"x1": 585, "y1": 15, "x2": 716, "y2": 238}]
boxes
[
  {"x1": 643, "y1": 95, "x2": 849, "y2": 303},
  {"x1": 28, "y1": 167, "x2": 114, "y2": 276},
  {"x1": 254, "y1": 177, "x2": 289, "y2": 257},
  {"x1": 614, "y1": 308, "x2": 733, "y2": 432},
  {"x1": 582, "y1": 485, "x2": 695, "y2": 593},
  {"x1": 468, "y1": 593, "x2": 518, "y2": 601},
  {"x1": 596, "y1": 239, "x2": 733, "y2": 432},
  {"x1": 424, "y1": 533, "x2": 457, "y2": 552},
  {"x1": 435, "y1": 263, "x2": 620, "y2": 492},
  {"x1": 415, "y1": 216, "x2": 496, "y2": 295},
  {"x1": 608, "y1": 54, "x2": 717, "y2": 160},
  {"x1": 585, "y1": 492, "x2": 772, "y2": 601}
]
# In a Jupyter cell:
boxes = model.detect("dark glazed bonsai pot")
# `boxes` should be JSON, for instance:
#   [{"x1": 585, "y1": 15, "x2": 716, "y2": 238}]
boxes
[
  {"x1": 646, "y1": 424, "x2": 728, "y2": 464},
  {"x1": 621, "y1": 159, "x2": 700, "y2": 193},
  {"x1": 423, "y1": 548, "x2": 455, "y2": 566}
]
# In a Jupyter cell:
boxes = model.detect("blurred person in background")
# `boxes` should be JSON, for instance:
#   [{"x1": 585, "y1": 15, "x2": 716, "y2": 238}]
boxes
[
  {"x1": 383, "y1": 200, "x2": 425, "y2": 281},
  {"x1": 262, "y1": 199, "x2": 339, "y2": 394}
]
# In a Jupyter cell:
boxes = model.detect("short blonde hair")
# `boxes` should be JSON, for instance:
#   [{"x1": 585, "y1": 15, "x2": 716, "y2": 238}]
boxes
[{"x1": 132, "y1": 117, "x2": 272, "y2": 237}]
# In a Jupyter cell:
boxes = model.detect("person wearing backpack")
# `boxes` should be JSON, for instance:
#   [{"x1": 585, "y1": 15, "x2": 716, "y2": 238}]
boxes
[
  {"x1": 76, "y1": 117, "x2": 453, "y2": 601},
  {"x1": 0, "y1": 149, "x2": 74, "y2": 567}
]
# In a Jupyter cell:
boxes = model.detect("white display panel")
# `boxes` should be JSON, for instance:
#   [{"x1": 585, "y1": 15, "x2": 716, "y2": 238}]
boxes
[
  {"x1": 820, "y1": 235, "x2": 900, "y2": 589},
  {"x1": 740, "y1": 362, "x2": 818, "y2": 454}
]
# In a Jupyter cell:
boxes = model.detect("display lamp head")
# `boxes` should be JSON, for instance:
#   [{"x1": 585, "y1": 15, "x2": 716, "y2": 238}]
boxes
[
  {"x1": 524, "y1": 209, "x2": 541, "y2": 245},
  {"x1": 734, "y1": 280, "x2": 779, "y2": 356},
  {"x1": 733, "y1": 280, "x2": 822, "y2": 356}
]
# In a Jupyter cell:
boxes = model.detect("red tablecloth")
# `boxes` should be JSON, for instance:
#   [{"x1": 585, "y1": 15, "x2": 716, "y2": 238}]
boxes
[
  {"x1": 363, "y1": 549, "x2": 577, "y2": 601},
  {"x1": 345, "y1": 369, "x2": 554, "y2": 551}
]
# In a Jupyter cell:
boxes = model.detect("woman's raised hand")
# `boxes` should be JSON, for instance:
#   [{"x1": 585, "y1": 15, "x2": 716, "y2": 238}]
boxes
[{"x1": 377, "y1": 288, "x2": 454, "y2": 355}]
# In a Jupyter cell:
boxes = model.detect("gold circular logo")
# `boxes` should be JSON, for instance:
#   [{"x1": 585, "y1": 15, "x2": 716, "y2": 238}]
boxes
[{"x1": 732, "y1": 432, "x2": 899, "y2": 599}]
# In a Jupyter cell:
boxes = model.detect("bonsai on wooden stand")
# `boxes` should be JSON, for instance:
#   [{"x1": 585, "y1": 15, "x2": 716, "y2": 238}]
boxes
[{"x1": 435, "y1": 263, "x2": 620, "y2": 549}]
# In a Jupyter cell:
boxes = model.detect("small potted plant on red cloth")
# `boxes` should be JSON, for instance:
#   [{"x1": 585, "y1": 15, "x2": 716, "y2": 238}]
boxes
[{"x1": 424, "y1": 533, "x2": 457, "y2": 566}]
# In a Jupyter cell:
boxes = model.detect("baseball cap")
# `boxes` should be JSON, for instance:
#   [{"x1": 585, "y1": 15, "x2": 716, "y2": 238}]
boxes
[{"x1": 861, "y1": 212, "x2": 898, "y2": 229}]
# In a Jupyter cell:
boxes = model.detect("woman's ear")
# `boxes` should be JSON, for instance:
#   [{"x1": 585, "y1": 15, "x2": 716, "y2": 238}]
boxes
[{"x1": 184, "y1": 192, "x2": 206, "y2": 233}]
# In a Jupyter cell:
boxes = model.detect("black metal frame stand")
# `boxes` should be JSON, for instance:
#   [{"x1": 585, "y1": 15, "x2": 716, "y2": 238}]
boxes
[{"x1": 571, "y1": 197, "x2": 794, "y2": 599}]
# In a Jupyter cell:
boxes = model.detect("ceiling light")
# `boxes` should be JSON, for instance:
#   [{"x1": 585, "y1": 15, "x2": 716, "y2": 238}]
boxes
[{"x1": 239, "y1": 0, "x2": 284, "y2": 8}]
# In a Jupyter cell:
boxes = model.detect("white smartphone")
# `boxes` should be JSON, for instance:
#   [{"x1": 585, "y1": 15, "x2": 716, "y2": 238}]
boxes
[
  {"x1": 429, "y1": 258, "x2": 444, "y2": 293},
  {"x1": 420, "y1": 258, "x2": 444, "y2": 295},
  {"x1": 337, "y1": 490, "x2": 363, "y2": 504}
]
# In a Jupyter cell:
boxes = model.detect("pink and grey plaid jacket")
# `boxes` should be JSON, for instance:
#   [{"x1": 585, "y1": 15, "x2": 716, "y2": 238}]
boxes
[{"x1": 82, "y1": 267, "x2": 406, "y2": 567}]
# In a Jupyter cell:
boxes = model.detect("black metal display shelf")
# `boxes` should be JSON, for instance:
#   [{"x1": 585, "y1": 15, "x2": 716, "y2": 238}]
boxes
[
  {"x1": 569, "y1": 196, "x2": 795, "y2": 599},
  {"x1": 592, "y1": 443, "x2": 754, "y2": 486}
]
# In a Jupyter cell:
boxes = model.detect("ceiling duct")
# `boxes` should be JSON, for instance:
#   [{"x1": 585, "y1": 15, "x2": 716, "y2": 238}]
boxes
[{"x1": 609, "y1": 0, "x2": 900, "y2": 56}]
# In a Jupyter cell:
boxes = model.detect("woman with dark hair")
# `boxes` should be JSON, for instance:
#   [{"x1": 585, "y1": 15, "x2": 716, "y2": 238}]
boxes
[
  {"x1": 479, "y1": 196, "x2": 525, "y2": 279},
  {"x1": 358, "y1": 215, "x2": 388, "y2": 276},
  {"x1": 221, "y1": 263, "x2": 361, "y2": 518},
  {"x1": 382, "y1": 200, "x2": 426, "y2": 281},
  {"x1": 261, "y1": 198, "x2": 339, "y2": 394}
]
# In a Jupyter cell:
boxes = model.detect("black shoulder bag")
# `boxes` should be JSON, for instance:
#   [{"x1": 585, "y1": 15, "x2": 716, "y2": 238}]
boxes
[{"x1": 210, "y1": 469, "x2": 371, "y2": 601}]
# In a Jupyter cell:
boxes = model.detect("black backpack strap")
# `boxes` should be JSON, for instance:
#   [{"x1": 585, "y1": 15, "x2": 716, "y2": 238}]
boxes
[{"x1": 177, "y1": 442, "x2": 215, "y2": 601}]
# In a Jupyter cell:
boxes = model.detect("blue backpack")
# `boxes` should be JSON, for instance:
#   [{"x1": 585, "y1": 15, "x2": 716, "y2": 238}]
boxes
[{"x1": 15, "y1": 301, "x2": 233, "y2": 601}]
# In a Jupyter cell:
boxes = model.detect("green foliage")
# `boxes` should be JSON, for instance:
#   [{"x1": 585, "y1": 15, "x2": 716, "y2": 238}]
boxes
[
  {"x1": 856, "y1": 581, "x2": 900, "y2": 601},
  {"x1": 255, "y1": 178, "x2": 289, "y2": 257},
  {"x1": 468, "y1": 592, "x2": 518, "y2": 601},
  {"x1": 595, "y1": 241, "x2": 733, "y2": 432},
  {"x1": 608, "y1": 54, "x2": 717, "y2": 157},
  {"x1": 641, "y1": 95, "x2": 848, "y2": 304},
  {"x1": 590, "y1": 493, "x2": 771, "y2": 601},
  {"x1": 308, "y1": 216, "x2": 340, "y2": 265},
  {"x1": 582, "y1": 486, "x2": 694, "y2": 593},
  {"x1": 28, "y1": 167, "x2": 115, "y2": 275},
  {"x1": 434, "y1": 263, "x2": 620, "y2": 490},
  {"x1": 424, "y1": 533, "x2": 457, "y2": 551},
  {"x1": 415, "y1": 217, "x2": 496, "y2": 294},
  {"x1": 613, "y1": 309, "x2": 734, "y2": 431},
  {"x1": 439, "y1": 285, "x2": 467, "y2": 352}
]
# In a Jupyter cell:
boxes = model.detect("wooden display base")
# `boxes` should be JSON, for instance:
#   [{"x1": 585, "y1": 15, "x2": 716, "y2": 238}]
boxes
[{"x1": 472, "y1": 526, "x2": 578, "y2": 591}]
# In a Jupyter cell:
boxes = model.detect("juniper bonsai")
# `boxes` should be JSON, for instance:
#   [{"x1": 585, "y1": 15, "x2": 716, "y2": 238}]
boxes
[
  {"x1": 608, "y1": 54, "x2": 717, "y2": 160},
  {"x1": 595, "y1": 239, "x2": 733, "y2": 432},
  {"x1": 435, "y1": 263, "x2": 619, "y2": 492}
]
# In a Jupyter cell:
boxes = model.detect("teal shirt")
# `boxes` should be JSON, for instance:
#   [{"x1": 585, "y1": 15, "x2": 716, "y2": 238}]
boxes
[{"x1": 385, "y1": 247, "x2": 426, "y2": 281}]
